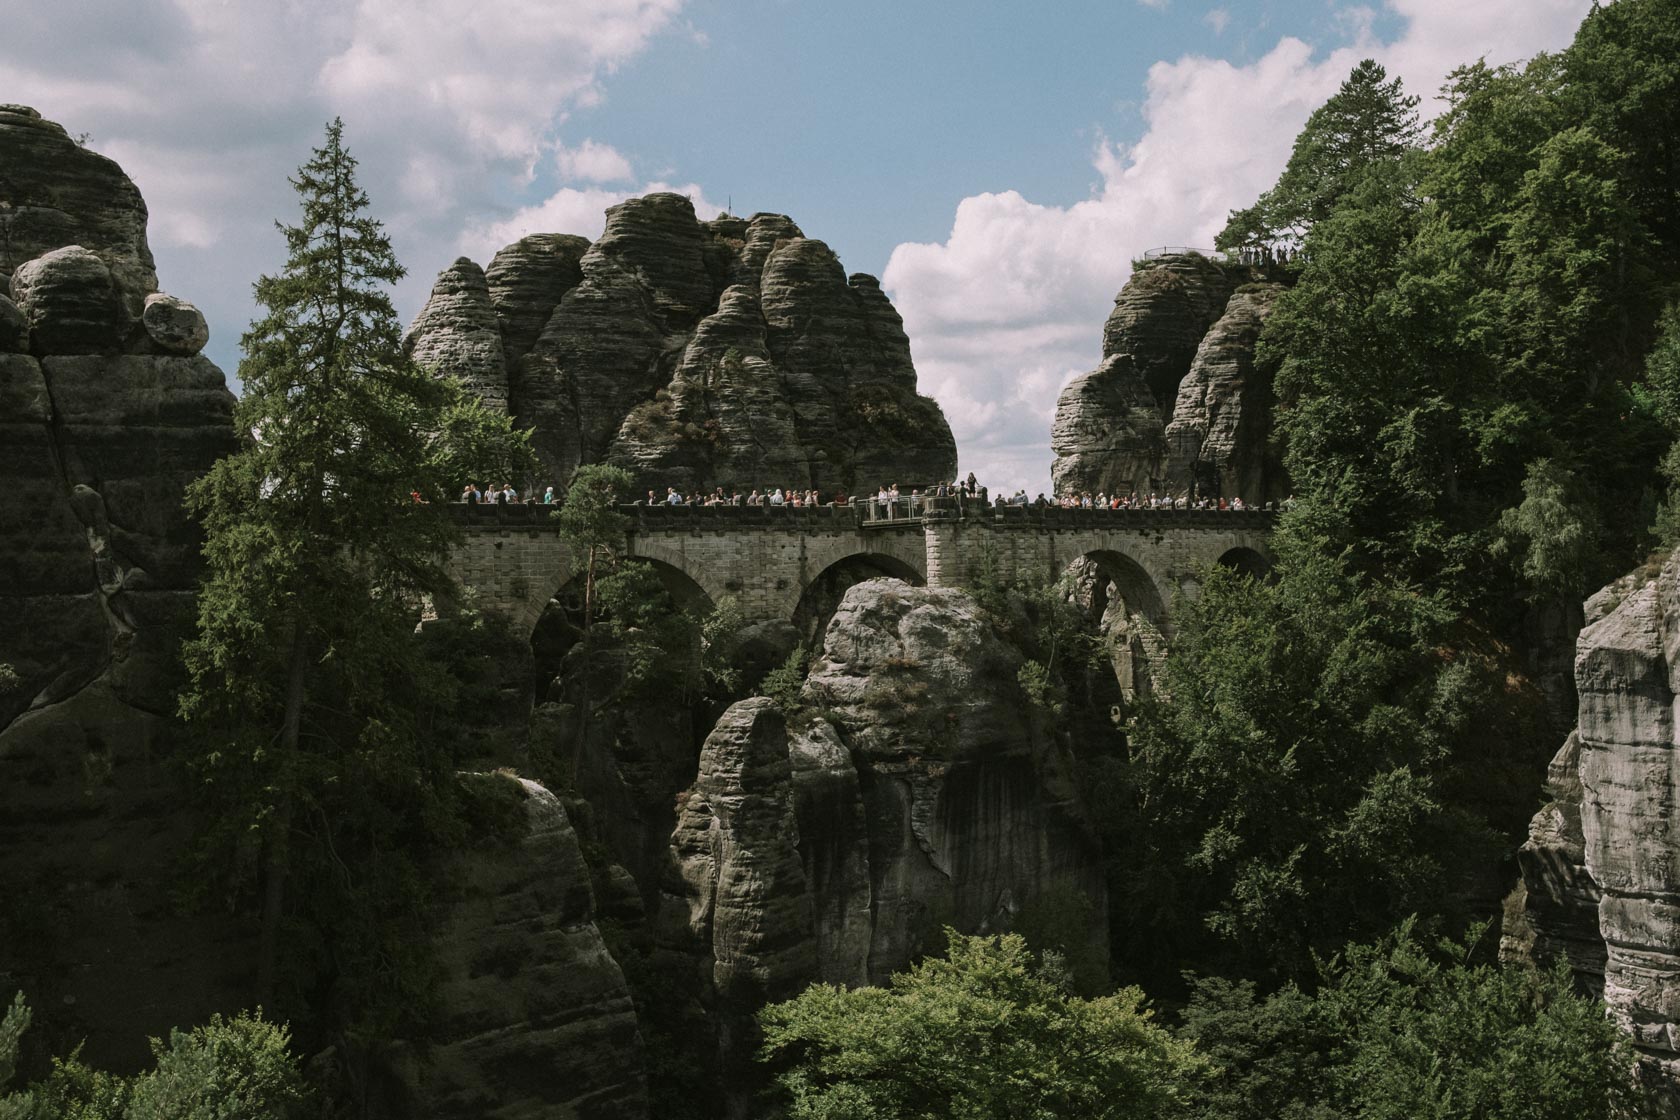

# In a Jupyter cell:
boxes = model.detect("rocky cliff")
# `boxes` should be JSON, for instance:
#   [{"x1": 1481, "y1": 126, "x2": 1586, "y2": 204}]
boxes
[
  {"x1": 405, "y1": 194, "x2": 957, "y2": 496},
  {"x1": 659, "y1": 580, "x2": 1107, "y2": 1111},
  {"x1": 1507, "y1": 552, "x2": 1680, "y2": 1088},
  {"x1": 0, "y1": 105, "x2": 246, "y2": 1066},
  {"x1": 368, "y1": 775, "x2": 649, "y2": 1120},
  {"x1": 1051, "y1": 252, "x2": 1287, "y2": 501}
]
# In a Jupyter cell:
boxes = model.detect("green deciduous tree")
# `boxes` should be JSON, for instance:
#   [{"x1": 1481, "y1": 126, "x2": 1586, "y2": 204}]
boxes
[
  {"x1": 546, "y1": 463, "x2": 745, "y2": 782},
  {"x1": 178, "y1": 119, "x2": 530, "y2": 1017},
  {"x1": 0, "y1": 997, "x2": 308, "y2": 1120},
  {"x1": 1114, "y1": 527, "x2": 1533, "y2": 982},
  {"x1": 759, "y1": 929, "x2": 1204, "y2": 1120},
  {"x1": 1180, "y1": 921, "x2": 1655, "y2": 1120},
  {"x1": 553, "y1": 463, "x2": 634, "y2": 629}
]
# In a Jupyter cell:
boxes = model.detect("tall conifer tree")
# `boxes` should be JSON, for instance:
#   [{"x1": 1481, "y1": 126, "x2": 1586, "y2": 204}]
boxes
[{"x1": 179, "y1": 119, "x2": 529, "y2": 1007}]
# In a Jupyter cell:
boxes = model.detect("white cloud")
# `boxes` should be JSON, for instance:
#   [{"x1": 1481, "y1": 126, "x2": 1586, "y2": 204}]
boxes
[
  {"x1": 1137, "y1": 0, "x2": 1171, "y2": 10},
  {"x1": 459, "y1": 181, "x2": 725, "y2": 261},
  {"x1": 884, "y1": 0, "x2": 1594, "y2": 496},
  {"x1": 1205, "y1": 8, "x2": 1230, "y2": 35},
  {"x1": 0, "y1": 0, "x2": 687, "y2": 383},
  {"x1": 555, "y1": 139, "x2": 636, "y2": 184}
]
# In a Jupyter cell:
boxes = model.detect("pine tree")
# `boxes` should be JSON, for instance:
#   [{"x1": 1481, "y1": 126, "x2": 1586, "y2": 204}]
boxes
[
  {"x1": 179, "y1": 119, "x2": 529, "y2": 1008},
  {"x1": 1218, "y1": 59, "x2": 1422, "y2": 253}
]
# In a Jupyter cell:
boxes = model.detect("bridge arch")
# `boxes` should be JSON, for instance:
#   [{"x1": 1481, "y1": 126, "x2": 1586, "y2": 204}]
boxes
[
  {"x1": 1216, "y1": 546, "x2": 1273, "y2": 579},
  {"x1": 1064, "y1": 548, "x2": 1169, "y2": 628},
  {"x1": 792, "y1": 550, "x2": 926, "y2": 643},
  {"x1": 530, "y1": 556, "x2": 716, "y2": 703},
  {"x1": 624, "y1": 538, "x2": 735, "y2": 609}
]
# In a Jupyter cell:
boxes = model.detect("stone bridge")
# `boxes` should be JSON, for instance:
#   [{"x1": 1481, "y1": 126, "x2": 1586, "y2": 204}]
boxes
[{"x1": 447, "y1": 502, "x2": 1275, "y2": 638}]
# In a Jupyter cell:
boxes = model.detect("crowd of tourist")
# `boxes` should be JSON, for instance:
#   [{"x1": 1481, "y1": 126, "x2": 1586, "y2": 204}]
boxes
[
  {"x1": 458, "y1": 474, "x2": 1285, "y2": 514},
  {"x1": 459, "y1": 482, "x2": 557, "y2": 505},
  {"x1": 1057, "y1": 490, "x2": 1265, "y2": 511}
]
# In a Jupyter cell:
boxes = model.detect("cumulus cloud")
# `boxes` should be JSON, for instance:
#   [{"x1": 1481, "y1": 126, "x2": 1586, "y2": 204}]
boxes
[
  {"x1": 0, "y1": 0, "x2": 687, "y2": 380},
  {"x1": 556, "y1": 139, "x2": 636, "y2": 184},
  {"x1": 885, "y1": 0, "x2": 1593, "y2": 495}
]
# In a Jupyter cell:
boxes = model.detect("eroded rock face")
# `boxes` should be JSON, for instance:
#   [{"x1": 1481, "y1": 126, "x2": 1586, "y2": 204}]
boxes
[
  {"x1": 660, "y1": 584, "x2": 1106, "y2": 1111},
  {"x1": 0, "y1": 104, "x2": 157, "y2": 320},
  {"x1": 1052, "y1": 253, "x2": 1287, "y2": 502},
  {"x1": 411, "y1": 196, "x2": 956, "y2": 494},
  {"x1": 1163, "y1": 283, "x2": 1285, "y2": 500},
  {"x1": 791, "y1": 580, "x2": 1107, "y2": 983},
  {"x1": 667, "y1": 581, "x2": 1106, "y2": 987},
  {"x1": 11, "y1": 245, "x2": 124, "y2": 354},
  {"x1": 485, "y1": 233, "x2": 588, "y2": 366},
  {"x1": 404, "y1": 257, "x2": 508, "y2": 411},
  {"x1": 0, "y1": 107, "x2": 241, "y2": 1069},
  {"x1": 140, "y1": 292, "x2": 209, "y2": 355},
  {"x1": 385, "y1": 774, "x2": 649, "y2": 1120},
  {"x1": 1508, "y1": 552, "x2": 1680, "y2": 1087}
]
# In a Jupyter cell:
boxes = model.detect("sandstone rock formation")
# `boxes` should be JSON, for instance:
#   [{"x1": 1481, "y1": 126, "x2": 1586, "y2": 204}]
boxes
[
  {"x1": 1507, "y1": 552, "x2": 1680, "y2": 1086},
  {"x1": 659, "y1": 581, "x2": 1107, "y2": 1110},
  {"x1": 1164, "y1": 284, "x2": 1285, "y2": 500},
  {"x1": 666, "y1": 579, "x2": 1106, "y2": 979},
  {"x1": 406, "y1": 194, "x2": 956, "y2": 495},
  {"x1": 403, "y1": 257, "x2": 507, "y2": 411},
  {"x1": 1051, "y1": 252, "x2": 1287, "y2": 502},
  {"x1": 381, "y1": 774, "x2": 649, "y2": 1120},
  {"x1": 0, "y1": 105, "x2": 157, "y2": 319},
  {"x1": 0, "y1": 106, "x2": 241, "y2": 1066}
]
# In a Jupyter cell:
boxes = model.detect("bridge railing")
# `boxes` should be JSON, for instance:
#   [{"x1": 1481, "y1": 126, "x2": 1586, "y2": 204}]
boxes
[{"x1": 446, "y1": 501, "x2": 1277, "y2": 532}]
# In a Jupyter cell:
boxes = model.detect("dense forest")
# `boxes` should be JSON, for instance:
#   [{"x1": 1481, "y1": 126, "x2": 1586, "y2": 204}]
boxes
[{"x1": 5, "y1": 1, "x2": 1680, "y2": 1117}]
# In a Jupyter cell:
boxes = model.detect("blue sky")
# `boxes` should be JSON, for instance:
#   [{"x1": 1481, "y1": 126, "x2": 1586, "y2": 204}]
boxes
[
  {"x1": 3, "y1": 0, "x2": 1592, "y2": 491},
  {"x1": 546, "y1": 0, "x2": 1406, "y2": 277}
]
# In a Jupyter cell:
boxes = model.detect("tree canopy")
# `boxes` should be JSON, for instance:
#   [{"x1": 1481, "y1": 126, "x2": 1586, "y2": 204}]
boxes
[
  {"x1": 1218, "y1": 59, "x2": 1421, "y2": 252},
  {"x1": 759, "y1": 930, "x2": 1203, "y2": 1120}
]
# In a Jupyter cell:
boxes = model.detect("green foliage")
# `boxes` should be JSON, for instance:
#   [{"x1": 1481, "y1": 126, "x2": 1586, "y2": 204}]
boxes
[
  {"x1": 0, "y1": 999, "x2": 306, "y2": 1120},
  {"x1": 1641, "y1": 308, "x2": 1680, "y2": 544},
  {"x1": 0, "y1": 995, "x2": 26, "y2": 1094},
  {"x1": 588, "y1": 564, "x2": 739, "y2": 704},
  {"x1": 758, "y1": 644, "x2": 810, "y2": 715},
  {"x1": 0, "y1": 664, "x2": 19, "y2": 696},
  {"x1": 1218, "y1": 59, "x2": 1421, "y2": 251},
  {"x1": 553, "y1": 463, "x2": 635, "y2": 629},
  {"x1": 972, "y1": 567, "x2": 1109, "y2": 722},
  {"x1": 759, "y1": 929, "x2": 1204, "y2": 1120},
  {"x1": 1179, "y1": 921, "x2": 1656, "y2": 1120},
  {"x1": 125, "y1": 1013, "x2": 309, "y2": 1120},
  {"x1": 1116, "y1": 529, "x2": 1521, "y2": 981},
  {"x1": 1252, "y1": 13, "x2": 1677, "y2": 612},
  {"x1": 426, "y1": 383, "x2": 537, "y2": 494},
  {"x1": 1016, "y1": 659, "x2": 1059, "y2": 713},
  {"x1": 1493, "y1": 458, "x2": 1602, "y2": 600}
]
